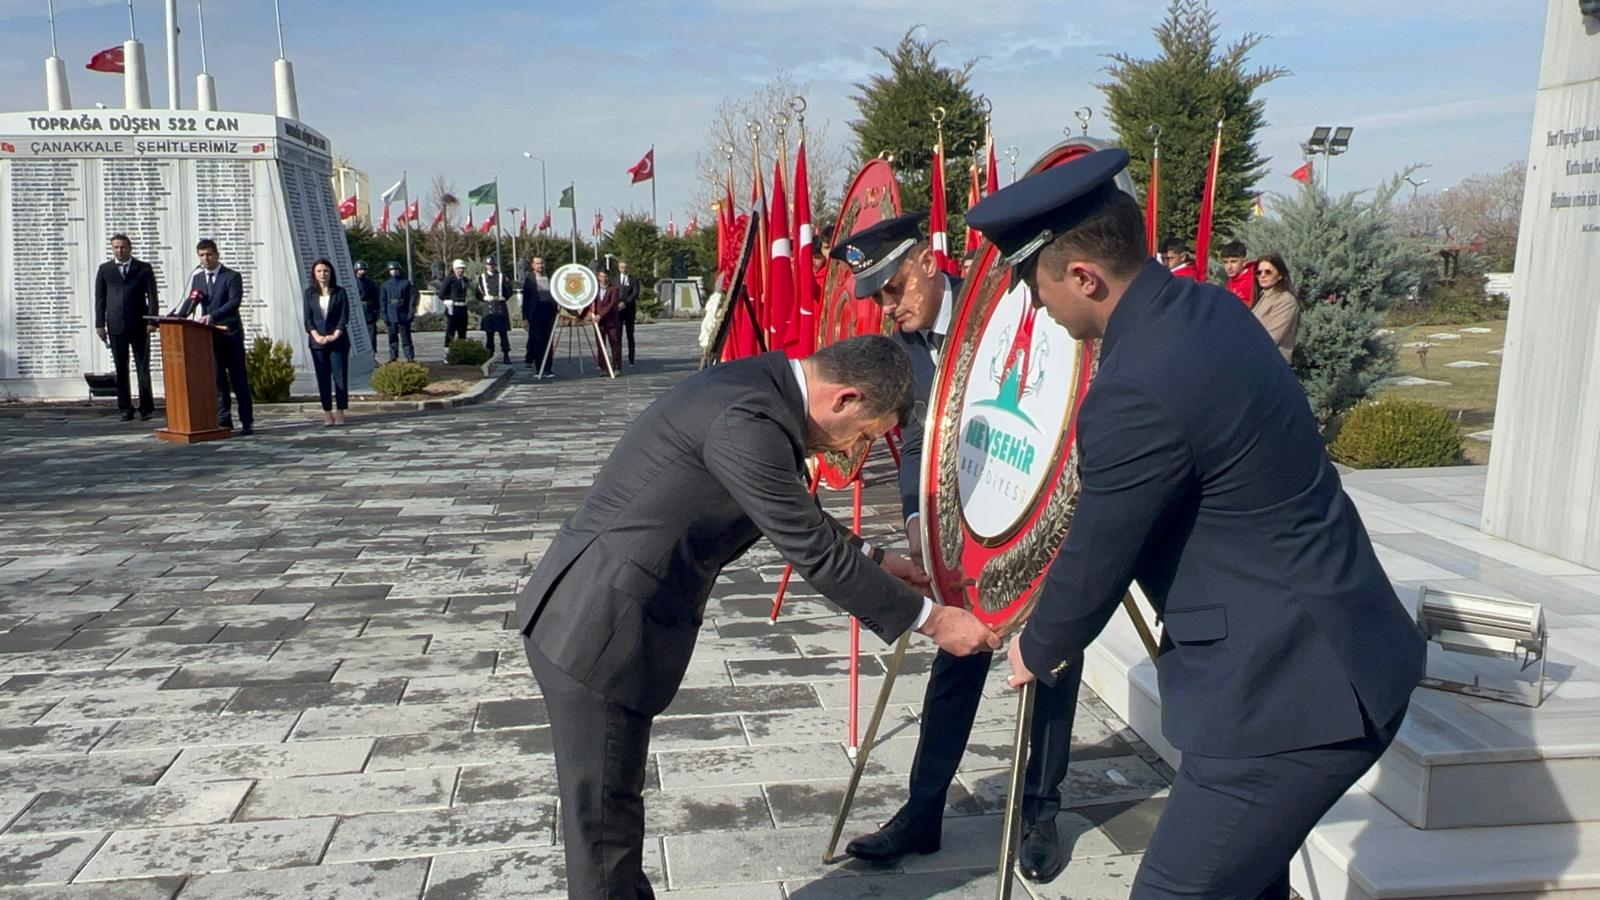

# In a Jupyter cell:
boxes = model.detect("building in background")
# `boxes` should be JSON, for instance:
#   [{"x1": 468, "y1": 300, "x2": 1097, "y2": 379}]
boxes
[{"x1": 333, "y1": 159, "x2": 371, "y2": 227}]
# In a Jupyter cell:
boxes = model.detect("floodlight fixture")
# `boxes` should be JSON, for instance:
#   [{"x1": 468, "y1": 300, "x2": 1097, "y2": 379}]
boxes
[
  {"x1": 1416, "y1": 585, "x2": 1547, "y2": 707},
  {"x1": 1329, "y1": 126, "x2": 1355, "y2": 155},
  {"x1": 1306, "y1": 126, "x2": 1332, "y2": 152}
]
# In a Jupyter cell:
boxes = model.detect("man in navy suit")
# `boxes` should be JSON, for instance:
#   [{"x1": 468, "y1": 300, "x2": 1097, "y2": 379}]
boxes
[
  {"x1": 835, "y1": 213, "x2": 1082, "y2": 883},
  {"x1": 94, "y1": 234, "x2": 160, "y2": 421},
  {"x1": 969, "y1": 150, "x2": 1424, "y2": 899},
  {"x1": 177, "y1": 238, "x2": 254, "y2": 435}
]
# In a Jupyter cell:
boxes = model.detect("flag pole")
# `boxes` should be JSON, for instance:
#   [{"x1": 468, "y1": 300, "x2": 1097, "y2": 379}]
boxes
[
  {"x1": 401, "y1": 170, "x2": 414, "y2": 282},
  {"x1": 650, "y1": 144, "x2": 657, "y2": 226},
  {"x1": 493, "y1": 176, "x2": 504, "y2": 269},
  {"x1": 569, "y1": 183, "x2": 578, "y2": 264}
]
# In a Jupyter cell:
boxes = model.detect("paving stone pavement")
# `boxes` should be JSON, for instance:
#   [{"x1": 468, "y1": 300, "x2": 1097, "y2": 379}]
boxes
[{"x1": 0, "y1": 321, "x2": 1172, "y2": 898}]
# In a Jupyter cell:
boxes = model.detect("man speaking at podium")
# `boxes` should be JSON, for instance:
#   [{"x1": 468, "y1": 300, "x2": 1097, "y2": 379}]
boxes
[
  {"x1": 517, "y1": 335, "x2": 1000, "y2": 899},
  {"x1": 177, "y1": 238, "x2": 255, "y2": 436}
]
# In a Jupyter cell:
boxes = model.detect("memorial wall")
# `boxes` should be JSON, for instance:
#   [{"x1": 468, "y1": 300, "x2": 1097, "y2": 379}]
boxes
[
  {"x1": 0, "y1": 110, "x2": 373, "y2": 399},
  {"x1": 1481, "y1": 2, "x2": 1600, "y2": 567}
]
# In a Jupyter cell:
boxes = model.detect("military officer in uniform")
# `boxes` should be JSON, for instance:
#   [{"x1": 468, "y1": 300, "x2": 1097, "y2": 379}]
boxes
[
  {"x1": 438, "y1": 259, "x2": 471, "y2": 354},
  {"x1": 353, "y1": 260, "x2": 381, "y2": 352},
  {"x1": 832, "y1": 214, "x2": 1082, "y2": 882},
  {"x1": 968, "y1": 149, "x2": 1423, "y2": 899},
  {"x1": 517, "y1": 335, "x2": 1001, "y2": 899},
  {"x1": 475, "y1": 256, "x2": 514, "y2": 363}
]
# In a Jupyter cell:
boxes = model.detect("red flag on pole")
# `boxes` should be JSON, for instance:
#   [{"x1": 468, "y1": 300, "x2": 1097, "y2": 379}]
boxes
[
  {"x1": 746, "y1": 165, "x2": 767, "y2": 348},
  {"x1": 86, "y1": 47, "x2": 124, "y2": 73},
  {"x1": 627, "y1": 148, "x2": 654, "y2": 184},
  {"x1": 792, "y1": 138, "x2": 817, "y2": 357},
  {"x1": 767, "y1": 159, "x2": 796, "y2": 356},
  {"x1": 593, "y1": 210, "x2": 603, "y2": 236},
  {"x1": 929, "y1": 137, "x2": 958, "y2": 276},
  {"x1": 1145, "y1": 140, "x2": 1161, "y2": 256},
  {"x1": 519, "y1": 208, "x2": 528, "y2": 234},
  {"x1": 480, "y1": 210, "x2": 497, "y2": 234},
  {"x1": 378, "y1": 204, "x2": 391, "y2": 232},
  {"x1": 404, "y1": 200, "x2": 419, "y2": 223},
  {"x1": 964, "y1": 155, "x2": 981, "y2": 254},
  {"x1": 338, "y1": 195, "x2": 358, "y2": 220},
  {"x1": 461, "y1": 210, "x2": 474, "y2": 234},
  {"x1": 686, "y1": 213, "x2": 698, "y2": 235},
  {"x1": 1290, "y1": 161, "x2": 1313, "y2": 184},
  {"x1": 538, "y1": 209, "x2": 551, "y2": 231},
  {"x1": 1194, "y1": 118, "x2": 1225, "y2": 280},
  {"x1": 667, "y1": 215, "x2": 677, "y2": 238},
  {"x1": 429, "y1": 208, "x2": 445, "y2": 229}
]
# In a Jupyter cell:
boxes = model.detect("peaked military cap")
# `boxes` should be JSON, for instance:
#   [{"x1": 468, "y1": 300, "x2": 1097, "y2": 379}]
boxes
[
  {"x1": 965, "y1": 149, "x2": 1130, "y2": 280},
  {"x1": 829, "y1": 211, "x2": 927, "y2": 299}
]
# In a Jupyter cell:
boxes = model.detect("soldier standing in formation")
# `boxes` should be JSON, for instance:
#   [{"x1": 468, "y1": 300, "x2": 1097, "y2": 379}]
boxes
[{"x1": 438, "y1": 259, "x2": 471, "y2": 355}]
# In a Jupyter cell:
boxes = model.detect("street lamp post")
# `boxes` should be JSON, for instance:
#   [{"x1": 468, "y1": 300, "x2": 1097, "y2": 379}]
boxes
[
  {"x1": 1302, "y1": 126, "x2": 1355, "y2": 193},
  {"x1": 522, "y1": 152, "x2": 548, "y2": 232},
  {"x1": 507, "y1": 207, "x2": 520, "y2": 281},
  {"x1": 1404, "y1": 176, "x2": 1430, "y2": 203}
]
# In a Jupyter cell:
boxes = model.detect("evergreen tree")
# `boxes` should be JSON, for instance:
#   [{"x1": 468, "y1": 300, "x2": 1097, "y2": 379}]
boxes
[
  {"x1": 1245, "y1": 175, "x2": 1432, "y2": 425},
  {"x1": 1100, "y1": 0, "x2": 1287, "y2": 246},
  {"x1": 850, "y1": 27, "x2": 985, "y2": 226}
]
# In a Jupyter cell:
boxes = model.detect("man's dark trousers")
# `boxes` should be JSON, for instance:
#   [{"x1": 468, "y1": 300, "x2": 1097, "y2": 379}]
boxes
[
  {"x1": 620, "y1": 305, "x2": 637, "y2": 364},
  {"x1": 1131, "y1": 704, "x2": 1407, "y2": 899},
  {"x1": 444, "y1": 308, "x2": 469, "y2": 349},
  {"x1": 526, "y1": 639, "x2": 656, "y2": 900},
  {"x1": 110, "y1": 330, "x2": 155, "y2": 416},
  {"x1": 526, "y1": 308, "x2": 557, "y2": 368},
  {"x1": 905, "y1": 648, "x2": 1081, "y2": 826},
  {"x1": 212, "y1": 332, "x2": 253, "y2": 428},
  {"x1": 389, "y1": 323, "x2": 414, "y2": 362}
]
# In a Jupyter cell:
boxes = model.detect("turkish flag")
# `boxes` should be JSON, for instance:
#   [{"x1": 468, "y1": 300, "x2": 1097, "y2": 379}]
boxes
[
  {"x1": 766, "y1": 160, "x2": 796, "y2": 356},
  {"x1": 686, "y1": 213, "x2": 698, "y2": 235},
  {"x1": 519, "y1": 208, "x2": 528, "y2": 234},
  {"x1": 405, "y1": 200, "x2": 420, "y2": 222},
  {"x1": 338, "y1": 195, "x2": 357, "y2": 220},
  {"x1": 1194, "y1": 120, "x2": 1224, "y2": 278},
  {"x1": 462, "y1": 210, "x2": 474, "y2": 234},
  {"x1": 667, "y1": 216, "x2": 677, "y2": 238},
  {"x1": 1290, "y1": 161, "x2": 1314, "y2": 184},
  {"x1": 481, "y1": 211, "x2": 497, "y2": 234},
  {"x1": 593, "y1": 210, "x2": 603, "y2": 236},
  {"x1": 792, "y1": 138, "x2": 817, "y2": 357},
  {"x1": 86, "y1": 47, "x2": 124, "y2": 74},
  {"x1": 379, "y1": 204, "x2": 391, "y2": 232},
  {"x1": 628, "y1": 148, "x2": 654, "y2": 184},
  {"x1": 0, "y1": 142, "x2": 15, "y2": 154},
  {"x1": 430, "y1": 208, "x2": 446, "y2": 229},
  {"x1": 538, "y1": 210, "x2": 551, "y2": 231}
]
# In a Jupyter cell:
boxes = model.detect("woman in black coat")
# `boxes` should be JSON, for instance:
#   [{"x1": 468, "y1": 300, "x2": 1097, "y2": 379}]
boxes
[{"x1": 304, "y1": 257, "x2": 351, "y2": 426}]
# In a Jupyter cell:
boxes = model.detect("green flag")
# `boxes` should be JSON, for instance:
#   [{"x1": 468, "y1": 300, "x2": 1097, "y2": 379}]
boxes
[
  {"x1": 467, "y1": 181, "x2": 497, "y2": 206},
  {"x1": 557, "y1": 185, "x2": 575, "y2": 209}
]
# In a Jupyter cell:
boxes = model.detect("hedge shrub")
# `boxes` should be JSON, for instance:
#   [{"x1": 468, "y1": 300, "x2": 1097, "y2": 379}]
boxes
[
  {"x1": 446, "y1": 339, "x2": 492, "y2": 367},
  {"x1": 245, "y1": 337, "x2": 295, "y2": 403},
  {"x1": 1331, "y1": 399, "x2": 1461, "y2": 469},
  {"x1": 370, "y1": 361, "x2": 431, "y2": 398}
]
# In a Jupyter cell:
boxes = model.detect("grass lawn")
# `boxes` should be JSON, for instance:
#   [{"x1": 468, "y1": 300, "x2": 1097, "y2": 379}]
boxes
[{"x1": 1378, "y1": 319, "x2": 1505, "y2": 465}]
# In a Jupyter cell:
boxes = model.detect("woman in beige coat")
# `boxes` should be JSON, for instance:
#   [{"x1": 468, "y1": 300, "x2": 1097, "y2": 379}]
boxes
[{"x1": 1253, "y1": 252, "x2": 1301, "y2": 363}]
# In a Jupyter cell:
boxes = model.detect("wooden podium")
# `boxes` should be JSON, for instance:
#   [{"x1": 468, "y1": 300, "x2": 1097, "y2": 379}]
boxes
[{"x1": 148, "y1": 317, "x2": 232, "y2": 444}]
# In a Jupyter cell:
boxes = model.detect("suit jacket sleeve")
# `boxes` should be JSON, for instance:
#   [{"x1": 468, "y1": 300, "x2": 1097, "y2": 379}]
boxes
[
  {"x1": 703, "y1": 406, "x2": 923, "y2": 641},
  {"x1": 177, "y1": 274, "x2": 199, "y2": 318},
  {"x1": 1020, "y1": 376, "x2": 1194, "y2": 685},
  {"x1": 334, "y1": 287, "x2": 350, "y2": 334},
  {"x1": 899, "y1": 414, "x2": 923, "y2": 523},
  {"x1": 143, "y1": 263, "x2": 159, "y2": 318},
  {"x1": 303, "y1": 288, "x2": 317, "y2": 334},
  {"x1": 211, "y1": 271, "x2": 243, "y2": 322},
  {"x1": 94, "y1": 264, "x2": 109, "y2": 329}
]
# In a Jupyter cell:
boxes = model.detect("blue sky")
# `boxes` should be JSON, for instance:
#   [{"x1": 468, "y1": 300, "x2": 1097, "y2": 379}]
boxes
[{"x1": 0, "y1": 0, "x2": 1545, "y2": 223}]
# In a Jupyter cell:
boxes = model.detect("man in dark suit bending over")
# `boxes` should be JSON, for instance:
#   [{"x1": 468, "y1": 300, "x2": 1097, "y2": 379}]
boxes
[
  {"x1": 516, "y1": 335, "x2": 1000, "y2": 899},
  {"x1": 971, "y1": 150, "x2": 1424, "y2": 899},
  {"x1": 94, "y1": 234, "x2": 160, "y2": 421},
  {"x1": 177, "y1": 238, "x2": 254, "y2": 435}
]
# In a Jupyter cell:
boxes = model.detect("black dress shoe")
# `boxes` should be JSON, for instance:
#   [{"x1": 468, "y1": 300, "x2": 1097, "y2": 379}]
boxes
[
  {"x1": 844, "y1": 813, "x2": 941, "y2": 863},
  {"x1": 238, "y1": 424, "x2": 254, "y2": 436},
  {"x1": 1018, "y1": 819, "x2": 1064, "y2": 883},
  {"x1": 139, "y1": 411, "x2": 152, "y2": 421},
  {"x1": 119, "y1": 410, "x2": 135, "y2": 421}
]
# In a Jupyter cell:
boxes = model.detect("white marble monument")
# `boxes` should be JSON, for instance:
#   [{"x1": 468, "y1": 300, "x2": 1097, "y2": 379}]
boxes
[{"x1": 1482, "y1": 1, "x2": 1600, "y2": 568}]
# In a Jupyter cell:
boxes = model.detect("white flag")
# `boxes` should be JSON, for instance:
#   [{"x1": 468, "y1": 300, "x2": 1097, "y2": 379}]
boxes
[{"x1": 381, "y1": 175, "x2": 407, "y2": 205}]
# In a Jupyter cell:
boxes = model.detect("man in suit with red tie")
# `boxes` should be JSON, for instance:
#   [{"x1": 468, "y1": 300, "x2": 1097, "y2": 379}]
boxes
[
  {"x1": 94, "y1": 234, "x2": 160, "y2": 421},
  {"x1": 592, "y1": 269, "x2": 622, "y2": 374},
  {"x1": 177, "y1": 238, "x2": 254, "y2": 436}
]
